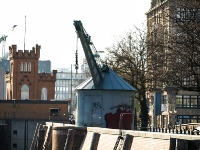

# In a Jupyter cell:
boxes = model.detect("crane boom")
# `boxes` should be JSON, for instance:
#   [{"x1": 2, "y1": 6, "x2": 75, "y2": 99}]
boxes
[{"x1": 73, "y1": 20, "x2": 103, "y2": 87}]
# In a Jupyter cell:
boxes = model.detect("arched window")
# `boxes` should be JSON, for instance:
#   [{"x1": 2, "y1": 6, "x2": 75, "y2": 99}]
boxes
[
  {"x1": 20, "y1": 62, "x2": 23, "y2": 71},
  {"x1": 24, "y1": 62, "x2": 27, "y2": 71},
  {"x1": 41, "y1": 88, "x2": 47, "y2": 100},
  {"x1": 21, "y1": 84, "x2": 29, "y2": 100},
  {"x1": 28, "y1": 62, "x2": 31, "y2": 72}
]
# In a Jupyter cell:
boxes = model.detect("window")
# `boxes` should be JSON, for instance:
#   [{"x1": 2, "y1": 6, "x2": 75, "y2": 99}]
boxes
[
  {"x1": 176, "y1": 32, "x2": 183, "y2": 43},
  {"x1": 21, "y1": 84, "x2": 29, "y2": 100},
  {"x1": 197, "y1": 8, "x2": 200, "y2": 22},
  {"x1": 20, "y1": 62, "x2": 23, "y2": 71},
  {"x1": 13, "y1": 130, "x2": 17, "y2": 135},
  {"x1": 177, "y1": 8, "x2": 181, "y2": 21},
  {"x1": 176, "y1": 95, "x2": 199, "y2": 108},
  {"x1": 49, "y1": 108, "x2": 59, "y2": 116},
  {"x1": 176, "y1": 8, "x2": 186, "y2": 22},
  {"x1": 162, "y1": 115, "x2": 166, "y2": 128},
  {"x1": 24, "y1": 62, "x2": 27, "y2": 71},
  {"x1": 191, "y1": 116, "x2": 198, "y2": 123},
  {"x1": 176, "y1": 95, "x2": 182, "y2": 107},
  {"x1": 13, "y1": 143, "x2": 17, "y2": 148},
  {"x1": 191, "y1": 96, "x2": 197, "y2": 108},
  {"x1": 41, "y1": 88, "x2": 47, "y2": 100},
  {"x1": 162, "y1": 95, "x2": 167, "y2": 104},
  {"x1": 28, "y1": 62, "x2": 31, "y2": 72},
  {"x1": 183, "y1": 96, "x2": 190, "y2": 107},
  {"x1": 179, "y1": 115, "x2": 200, "y2": 124},
  {"x1": 177, "y1": 7, "x2": 200, "y2": 22}
]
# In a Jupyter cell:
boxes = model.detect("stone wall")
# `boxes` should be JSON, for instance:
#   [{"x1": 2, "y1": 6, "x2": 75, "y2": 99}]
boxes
[{"x1": 33, "y1": 123, "x2": 200, "y2": 150}]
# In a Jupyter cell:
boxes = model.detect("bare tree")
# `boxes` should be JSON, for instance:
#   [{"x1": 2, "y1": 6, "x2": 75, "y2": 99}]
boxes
[{"x1": 105, "y1": 26, "x2": 149, "y2": 131}]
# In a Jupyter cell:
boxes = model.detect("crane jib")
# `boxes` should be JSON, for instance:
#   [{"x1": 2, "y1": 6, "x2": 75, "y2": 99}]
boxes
[{"x1": 73, "y1": 20, "x2": 103, "y2": 87}]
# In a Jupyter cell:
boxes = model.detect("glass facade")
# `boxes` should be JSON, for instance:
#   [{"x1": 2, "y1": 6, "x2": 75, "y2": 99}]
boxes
[
  {"x1": 176, "y1": 95, "x2": 199, "y2": 108},
  {"x1": 55, "y1": 71, "x2": 87, "y2": 106}
]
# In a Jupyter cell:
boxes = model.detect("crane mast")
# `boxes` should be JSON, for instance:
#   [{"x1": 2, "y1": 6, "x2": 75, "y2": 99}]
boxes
[{"x1": 73, "y1": 20, "x2": 103, "y2": 87}]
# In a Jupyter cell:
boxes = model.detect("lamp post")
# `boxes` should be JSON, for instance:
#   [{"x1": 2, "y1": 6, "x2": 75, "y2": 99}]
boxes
[{"x1": 63, "y1": 114, "x2": 66, "y2": 126}]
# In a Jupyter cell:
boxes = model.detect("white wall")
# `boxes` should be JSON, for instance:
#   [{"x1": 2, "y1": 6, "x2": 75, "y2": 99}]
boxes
[{"x1": 75, "y1": 90, "x2": 135, "y2": 128}]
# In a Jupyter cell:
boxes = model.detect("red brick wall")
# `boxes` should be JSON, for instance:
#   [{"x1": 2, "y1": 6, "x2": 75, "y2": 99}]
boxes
[
  {"x1": 6, "y1": 45, "x2": 57, "y2": 100},
  {"x1": 0, "y1": 100, "x2": 68, "y2": 120}
]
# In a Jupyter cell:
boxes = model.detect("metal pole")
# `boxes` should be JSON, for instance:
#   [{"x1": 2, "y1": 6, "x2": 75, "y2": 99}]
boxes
[
  {"x1": 70, "y1": 64, "x2": 72, "y2": 114},
  {"x1": 63, "y1": 114, "x2": 65, "y2": 126},
  {"x1": 24, "y1": 15, "x2": 26, "y2": 50}
]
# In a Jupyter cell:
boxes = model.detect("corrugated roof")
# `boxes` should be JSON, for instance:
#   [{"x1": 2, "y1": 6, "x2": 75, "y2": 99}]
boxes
[{"x1": 75, "y1": 67, "x2": 136, "y2": 91}]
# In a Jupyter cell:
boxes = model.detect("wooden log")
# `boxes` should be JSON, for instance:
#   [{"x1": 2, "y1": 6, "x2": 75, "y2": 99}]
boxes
[
  {"x1": 177, "y1": 139, "x2": 188, "y2": 150},
  {"x1": 122, "y1": 134, "x2": 134, "y2": 150},
  {"x1": 37, "y1": 129, "x2": 45, "y2": 150},
  {"x1": 169, "y1": 138, "x2": 176, "y2": 150},
  {"x1": 64, "y1": 129, "x2": 76, "y2": 150},
  {"x1": 89, "y1": 132, "x2": 100, "y2": 150},
  {"x1": 187, "y1": 140, "x2": 200, "y2": 150}
]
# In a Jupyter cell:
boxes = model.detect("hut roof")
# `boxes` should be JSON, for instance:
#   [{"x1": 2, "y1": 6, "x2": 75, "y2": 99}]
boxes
[{"x1": 76, "y1": 66, "x2": 136, "y2": 91}]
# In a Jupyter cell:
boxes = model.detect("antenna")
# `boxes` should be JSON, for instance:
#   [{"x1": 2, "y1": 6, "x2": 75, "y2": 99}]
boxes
[{"x1": 24, "y1": 15, "x2": 26, "y2": 50}]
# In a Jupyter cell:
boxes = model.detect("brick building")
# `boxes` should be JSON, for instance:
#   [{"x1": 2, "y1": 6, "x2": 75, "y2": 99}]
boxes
[
  {"x1": 6, "y1": 44, "x2": 57, "y2": 100},
  {"x1": 0, "y1": 100, "x2": 68, "y2": 150}
]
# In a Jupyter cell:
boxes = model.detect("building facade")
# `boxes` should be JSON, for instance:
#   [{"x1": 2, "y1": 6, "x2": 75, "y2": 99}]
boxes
[
  {"x1": 146, "y1": 0, "x2": 200, "y2": 127},
  {"x1": 0, "y1": 59, "x2": 52, "y2": 99},
  {"x1": 0, "y1": 100, "x2": 68, "y2": 150},
  {"x1": 55, "y1": 68, "x2": 87, "y2": 114},
  {"x1": 6, "y1": 44, "x2": 57, "y2": 100}
]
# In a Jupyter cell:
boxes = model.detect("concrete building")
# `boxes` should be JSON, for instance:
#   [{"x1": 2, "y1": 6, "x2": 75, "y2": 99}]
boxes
[
  {"x1": 55, "y1": 67, "x2": 88, "y2": 116},
  {"x1": 146, "y1": 0, "x2": 200, "y2": 127},
  {"x1": 38, "y1": 60, "x2": 51, "y2": 73},
  {"x1": 6, "y1": 44, "x2": 57, "y2": 100}
]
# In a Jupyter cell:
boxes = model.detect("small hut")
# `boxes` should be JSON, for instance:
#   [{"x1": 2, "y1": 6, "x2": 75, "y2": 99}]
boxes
[
  {"x1": 75, "y1": 65, "x2": 136, "y2": 129},
  {"x1": 73, "y1": 20, "x2": 136, "y2": 130}
]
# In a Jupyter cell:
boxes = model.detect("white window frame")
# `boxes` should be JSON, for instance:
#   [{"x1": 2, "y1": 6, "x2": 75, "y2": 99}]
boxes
[
  {"x1": 24, "y1": 62, "x2": 27, "y2": 71},
  {"x1": 20, "y1": 62, "x2": 23, "y2": 71},
  {"x1": 28, "y1": 62, "x2": 31, "y2": 72},
  {"x1": 21, "y1": 84, "x2": 29, "y2": 100},
  {"x1": 41, "y1": 88, "x2": 48, "y2": 100}
]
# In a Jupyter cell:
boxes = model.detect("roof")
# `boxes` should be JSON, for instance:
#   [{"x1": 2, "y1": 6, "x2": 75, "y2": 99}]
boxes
[{"x1": 75, "y1": 66, "x2": 136, "y2": 91}]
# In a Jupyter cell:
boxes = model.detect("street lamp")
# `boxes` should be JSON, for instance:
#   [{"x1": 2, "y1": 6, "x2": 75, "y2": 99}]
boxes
[{"x1": 63, "y1": 114, "x2": 66, "y2": 126}]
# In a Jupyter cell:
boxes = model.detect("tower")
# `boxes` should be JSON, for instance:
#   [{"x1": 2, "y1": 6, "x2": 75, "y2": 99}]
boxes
[{"x1": 6, "y1": 44, "x2": 57, "y2": 100}]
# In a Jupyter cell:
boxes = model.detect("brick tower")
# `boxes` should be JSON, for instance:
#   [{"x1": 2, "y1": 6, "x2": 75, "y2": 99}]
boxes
[{"x1": 6, "y1": 44, "x2": 57, "y2": 100}]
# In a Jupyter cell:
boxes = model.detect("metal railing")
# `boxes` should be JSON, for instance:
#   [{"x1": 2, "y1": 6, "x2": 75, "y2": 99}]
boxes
[{"x1": 137, "y1": 124, "x2": 200, "y2": 135}]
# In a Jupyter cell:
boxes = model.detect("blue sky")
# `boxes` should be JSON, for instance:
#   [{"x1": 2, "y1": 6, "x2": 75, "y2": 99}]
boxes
[{"x1": 0, "y1": 0, "x2": 151, "y2": 70}]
